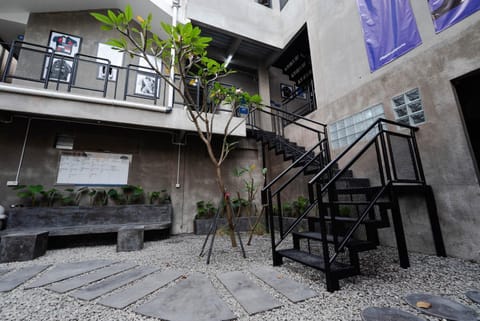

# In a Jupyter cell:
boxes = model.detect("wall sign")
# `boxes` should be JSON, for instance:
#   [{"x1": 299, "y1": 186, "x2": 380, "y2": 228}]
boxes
[
  {"x1": 356, "y1": 0, "x2": 422, "y2": 72},
  {"x1": 96, "y1": 43, "x2": 124, "y2": 81},
  {"x1": 428, "y1": 0, "x2": 480, "y2": 33},
  {"x1": 56, "y1": 152, "x2": 131, "y2": 185}
]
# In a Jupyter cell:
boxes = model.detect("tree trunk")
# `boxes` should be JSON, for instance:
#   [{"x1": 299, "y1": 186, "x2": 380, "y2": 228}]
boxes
[{"x1": 216, "y1": 165, "x2": 238, "y2": 248}]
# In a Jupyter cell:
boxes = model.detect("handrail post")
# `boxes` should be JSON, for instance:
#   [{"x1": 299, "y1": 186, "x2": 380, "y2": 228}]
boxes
[
  {"x1": 410, "y1": 128, "x2": 426, "y2": 183},
  {"x1": 1, "y1": 41, "x2": 15, "y2": 83},
  {"x1": 378, "y1": 121, "x2": 392, "y2": 182}
]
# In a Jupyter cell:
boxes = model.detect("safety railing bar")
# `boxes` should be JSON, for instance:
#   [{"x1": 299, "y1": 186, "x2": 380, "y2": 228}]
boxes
[
  {"x1": 262, "y1": 103, "x2": 327, "y2": 128},
  {"x1": 274, "y1": 199, "x2": 319, "y2": 248},
  {"x1": 254, "y1": 108, "x2": 322, "y2": 134},
  {"x1": 10, "y1": 40, "x2": 55, "y2": 52},
  {"x1": 309, "y1": 118, "x2": 417, "y2": 185},
  {"x1": 317, "y1": 134, "x2": 379, "y2": 192},
  {"x1": 328, "y1": 184, "x2": 389, "y2": 264},
  {"x1": 271, "y1": 151, "x2": 323, "y2": 197},
  {"x1": 263, "y1": 140, "x2": 323, "y2": 191}
]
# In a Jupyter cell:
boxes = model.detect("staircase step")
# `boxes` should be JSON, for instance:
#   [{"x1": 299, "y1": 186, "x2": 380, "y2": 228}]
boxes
[
  {"x1": 292, "y1": 232, "x2": 377, "y2": 252},
  {"x1": 308, "y1": 216, "x2": 381, "y2": 225},
  {"x1": 336, "y1": 186, "x2": 383, "y2": 195},
  {"x1": 276, "y1": 249, "x2": 357, "y2": 278},
  {"x1": 329, "y1": 200, "x2": 391, "y2": 206}
]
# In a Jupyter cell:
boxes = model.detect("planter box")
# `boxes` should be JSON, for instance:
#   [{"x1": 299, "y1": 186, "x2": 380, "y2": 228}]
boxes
[{"x1": 194, "y1": 216, "x2": 260, "y2": 235}]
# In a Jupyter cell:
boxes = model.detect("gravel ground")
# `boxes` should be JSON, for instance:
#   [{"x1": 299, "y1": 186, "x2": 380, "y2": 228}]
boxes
[{"x1": 0, "y1": 233, "x2": 479, "y2": 321}]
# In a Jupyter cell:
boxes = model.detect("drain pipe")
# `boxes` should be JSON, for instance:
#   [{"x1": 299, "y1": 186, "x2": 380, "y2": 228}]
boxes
[
  {"x1": 167, "y1": 0, "x2": 181, "y2": 110},
  {"x1": 7, "y1": 117, "x2": 31, "y2": 186}
]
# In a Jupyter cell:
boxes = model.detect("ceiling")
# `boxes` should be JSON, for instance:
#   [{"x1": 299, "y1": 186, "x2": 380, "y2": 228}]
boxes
[{"x1": 192, "y1": 21, "x2": 282, "y2": 73}]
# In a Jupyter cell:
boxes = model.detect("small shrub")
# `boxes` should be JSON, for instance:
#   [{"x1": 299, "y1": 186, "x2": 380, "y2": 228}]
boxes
[{"x1": 196, "y1": 200, "x2": 217, "y2": 219}]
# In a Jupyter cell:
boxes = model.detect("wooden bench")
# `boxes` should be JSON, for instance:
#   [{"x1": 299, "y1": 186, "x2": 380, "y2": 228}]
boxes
[{"x1": 0, "y1": 204, "x2": 172, "y2": 261}]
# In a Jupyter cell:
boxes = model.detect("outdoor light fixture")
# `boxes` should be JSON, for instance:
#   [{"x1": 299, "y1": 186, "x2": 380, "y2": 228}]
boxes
[
  {"x1": 55, "y1": 134, "x2": 74, "y2": 150},
  {"x1": 224, "y1": 54, "x2": 233, "y2": 67}
]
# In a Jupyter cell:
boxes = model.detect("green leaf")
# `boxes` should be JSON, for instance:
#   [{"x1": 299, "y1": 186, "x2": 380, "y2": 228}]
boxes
[
  {"x1": 107, "y1": 10, "x2": 118, "y2": 25},
  {"x1": 106, "y1": 38, "x2": 126, "y2": 49},
  {"x1": 124, "y1": 4, "x2": 133, "y2": 22},
  {"x1": 101, "y1": 25, "x2": 114, "y2": 31},
  {"x1": 90, "y1": 12, "x2": 113, "y2": 25}
]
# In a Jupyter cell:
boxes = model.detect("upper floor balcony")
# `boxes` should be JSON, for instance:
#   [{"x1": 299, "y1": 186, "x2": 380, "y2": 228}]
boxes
[{"x1": 0, "y1": 40, "x2": 247, "y2": 136}]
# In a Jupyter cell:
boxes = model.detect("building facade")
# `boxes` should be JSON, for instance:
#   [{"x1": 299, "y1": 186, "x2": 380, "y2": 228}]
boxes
[{"x1": 0, "y1": 0, "x2": 479, "y2": 261}]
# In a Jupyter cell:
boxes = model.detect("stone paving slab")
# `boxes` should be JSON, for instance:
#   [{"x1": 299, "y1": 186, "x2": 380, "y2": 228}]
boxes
[
  {"x1": 71, "y1": 266, "x2": 159, "y2": 301},
  {"x1": 98, "y1": 270, "x2": 183, "y2": 309},
  {"x1": 135, "y1": 273, "x2": 236, "y2": 321},
  {"x1": 25, "y1": 260, "x2": 115, "y2": 289},
  {"x1": 217, "y1": 271, "x2": 282, "y2": 315},
  {"x1": 251, "y1": 267, "x2": 317, "y2": 303},
  {"x1": 0, "y1": 265, "x2": 50, "y2": 292},
  {"x1": 466, "y1": 289, "x2": 480, "y2": 304},
  {"x1": 361, "y1": 307, "x2": 426, "y2": 321},
  {"x1": 0, "y1": 268, "x2": 11, "y2": 275},
  {"x1": 405, "y1": 293, "x2": 479, "y2": 321},
  {"x1": 47, "y1": 261, "x2": 138, "y2": 293}
]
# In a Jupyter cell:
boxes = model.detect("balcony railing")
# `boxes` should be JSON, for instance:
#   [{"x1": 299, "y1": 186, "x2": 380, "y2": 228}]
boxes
[{"x1": 0, "y1": 40, "x2": 202, "y2": 110}]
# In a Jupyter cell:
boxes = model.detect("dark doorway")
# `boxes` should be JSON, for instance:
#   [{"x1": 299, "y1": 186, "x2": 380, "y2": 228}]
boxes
[{"x1": 453, "y1": 69, "x2": 480, "y2": 179}]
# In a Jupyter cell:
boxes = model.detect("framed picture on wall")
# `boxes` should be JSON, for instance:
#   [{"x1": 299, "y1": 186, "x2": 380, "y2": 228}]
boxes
[
  {"x1": 280, "y1": 83, "x2": 293, "y2": 99},
  {"x1": 134, "y1": 55, "x2": 162, "y2": 98},
  {"x1": 294, "y1": 85, "x2": 307, "y2": 100},
  {"x1": 135, "y1": 72, "x2": 160, "y2": 98},
  {"x1": 48, "y1": 31, "x2": 82, "y2": 57},
  {"x1": 42, "y1": 56, "x2": 74, "y2": 83}
]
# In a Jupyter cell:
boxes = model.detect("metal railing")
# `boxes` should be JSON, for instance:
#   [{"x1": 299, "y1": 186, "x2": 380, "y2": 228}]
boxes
[
  {"x1": 0, "y1": 40, "x2": 205, "y2": 111},
  {"x1": 265, "y1": 118, "x2": 426, "y2": 278}
]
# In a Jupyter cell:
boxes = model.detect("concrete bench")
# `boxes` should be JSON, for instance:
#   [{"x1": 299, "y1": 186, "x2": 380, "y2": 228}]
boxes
[
  {"x1": 0, "y1": 230, "x2": 49, "y2": 263},
  {"x1": 117, "y1": 225, "x2": 144, "y2": 252},
  {"x1": 0, "y1": 204, "x2": 172, "y2": 260}
]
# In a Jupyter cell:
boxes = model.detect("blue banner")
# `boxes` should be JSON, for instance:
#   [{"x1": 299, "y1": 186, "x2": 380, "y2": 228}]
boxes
[
  {"x1": 356, "y1": 0, "x2": 422, "y2": 72},
  {"x1": 429, "y1": 0, "x2": 480, "y2": 33}
]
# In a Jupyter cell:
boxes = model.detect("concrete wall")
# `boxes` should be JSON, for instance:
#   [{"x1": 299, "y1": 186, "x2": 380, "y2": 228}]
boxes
[
  {"x1": 300, "y1": 2, "x2": 480, "y2": 260},
  {"x1": 0, "y1": 117, "x2": 262, "y2": 234}
]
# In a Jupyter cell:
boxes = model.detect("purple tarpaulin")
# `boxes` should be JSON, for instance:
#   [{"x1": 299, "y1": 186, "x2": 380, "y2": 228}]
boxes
[
  {"x1": 428, "y1": 0, "x2": 480, "y2": 33},
  {"x1": 356, "y1": 0, "x2": 422, "y2": 72}
]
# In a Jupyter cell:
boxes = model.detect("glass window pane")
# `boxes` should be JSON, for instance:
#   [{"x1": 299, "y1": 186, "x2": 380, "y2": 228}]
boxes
[
  {"x1": 408, "y1": 101, "x2": 422, "y2": 113},
  {"x1": 406, "y1": 88, "x2": 420, "y2": 102},
  {"x1": 392, "y1": 95, "x2": 405, "y2": 106},
  {"x1": 394, "y1": 106, "x2": 408, "y2": 118},
  {"x1": 410, "y1": 112, "x2": 425, "y2": 124},
  {"x1": 397, "y1": 116, "x2": 410, "y2": 126}
]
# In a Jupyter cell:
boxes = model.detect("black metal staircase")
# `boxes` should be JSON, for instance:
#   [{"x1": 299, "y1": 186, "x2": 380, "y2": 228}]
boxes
[{"x1": 248, "y1": 109, "x2": 447, "y2": 292}]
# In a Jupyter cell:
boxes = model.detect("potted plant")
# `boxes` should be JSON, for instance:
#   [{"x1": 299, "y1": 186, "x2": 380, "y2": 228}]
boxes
[{"x1": 193, "y1": 200, "x2": 218, "y2": 235}]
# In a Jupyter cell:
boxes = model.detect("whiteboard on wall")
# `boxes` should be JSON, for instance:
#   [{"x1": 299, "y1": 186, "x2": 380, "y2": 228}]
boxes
[{"x1": 56, "y1": 152, "x2": 132, "y2": 185}]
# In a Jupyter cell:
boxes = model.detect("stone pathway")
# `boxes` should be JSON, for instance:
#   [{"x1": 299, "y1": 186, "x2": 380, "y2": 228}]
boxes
[
  {"x1": 0, "y1": 260, "x2": 318, "y2": 321},
  {"x1": 404, "y1": 293, "x2": 479, "y2": 321},
  {"x1": 217, "y1": 271, "x2": 282, "y2": 315}
]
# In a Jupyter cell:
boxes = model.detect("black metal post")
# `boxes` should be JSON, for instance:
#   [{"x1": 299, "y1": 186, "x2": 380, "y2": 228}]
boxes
[
  {"x1": 389, "y1": 186, "x2": 410, "y2": 269},
  {"x1": 424, "y1": 185, "x2": 447, "y2": 257}
]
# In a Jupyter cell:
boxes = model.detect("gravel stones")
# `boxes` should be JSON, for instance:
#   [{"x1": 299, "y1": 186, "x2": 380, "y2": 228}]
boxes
[{"x1": 0, "y1": 234, "x2": 479, "y2": 321}]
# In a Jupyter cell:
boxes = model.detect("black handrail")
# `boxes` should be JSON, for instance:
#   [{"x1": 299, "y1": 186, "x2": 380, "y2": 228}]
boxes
[
  {"x1": 304, "y1": 118, "x2": 424, "y2": 270},
  {"x1": 265, "y1": 117, "x2": 426, "y2": 276},
  {"x1": 1, "y1": 40, "x2": 55, "y2": 88},
  {"x1": 309, "y1": 118, "x2": 419, "y2": 184}
]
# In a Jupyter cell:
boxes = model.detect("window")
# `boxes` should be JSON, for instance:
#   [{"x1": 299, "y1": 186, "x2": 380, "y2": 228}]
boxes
[
  {"x1": 330, "y1": 104, "x2": 385, "y2": 149},
  {"x1": 392, "y1": 88, "x2": 425, "y2": 126},
  {"x1": 280, "y1": 0, "x2": 289, "y2": 10}
]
